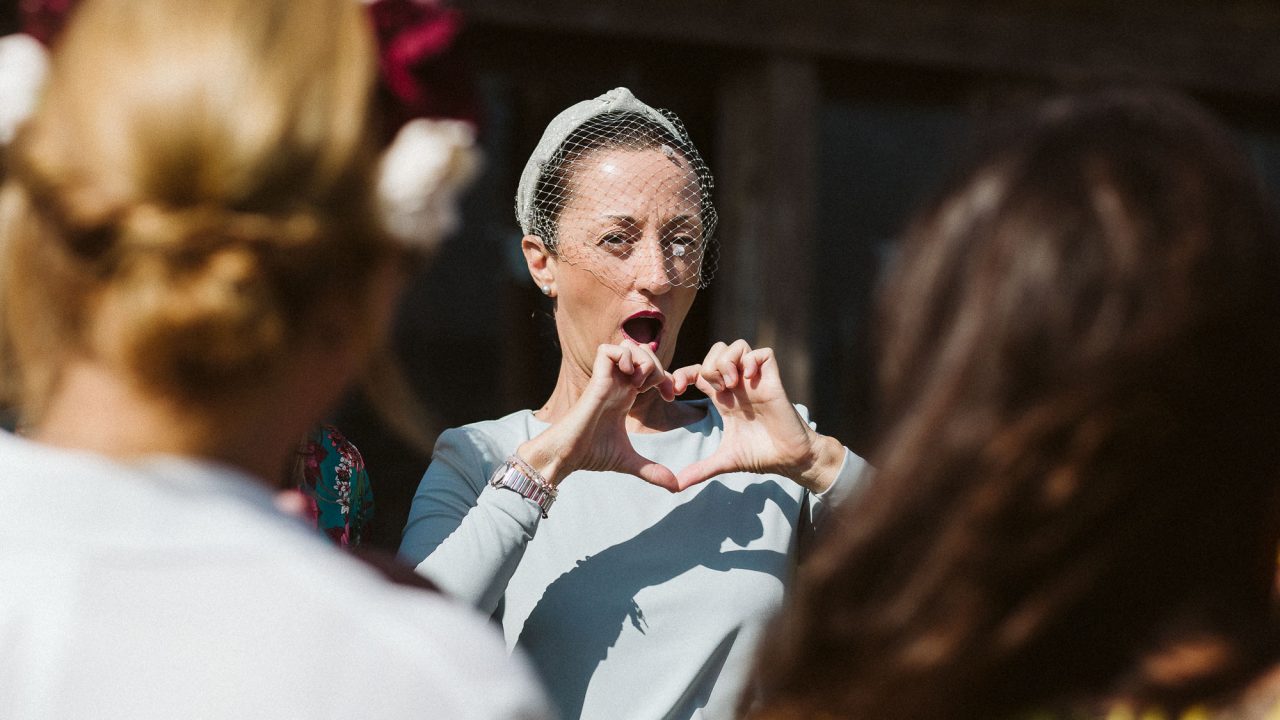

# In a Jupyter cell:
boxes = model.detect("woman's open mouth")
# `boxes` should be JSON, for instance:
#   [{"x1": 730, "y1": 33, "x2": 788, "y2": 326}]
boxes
[{"x1": 621, "y1": 311, "x2": 665, "y2": 351}]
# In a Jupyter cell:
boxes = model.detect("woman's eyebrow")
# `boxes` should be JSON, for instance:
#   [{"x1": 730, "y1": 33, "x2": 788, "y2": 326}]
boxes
[
  {"x1": 601, "y1": 213, "x2": 701, "y2": 222},
  {"x1": 662, "y1": 215, "x2": 700, "y2": 230}
]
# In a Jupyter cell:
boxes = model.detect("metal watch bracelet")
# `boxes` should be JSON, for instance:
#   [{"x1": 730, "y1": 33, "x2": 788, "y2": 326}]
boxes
[{"x1": 488, "y1": 455, "x2": 556, "y2": 518}]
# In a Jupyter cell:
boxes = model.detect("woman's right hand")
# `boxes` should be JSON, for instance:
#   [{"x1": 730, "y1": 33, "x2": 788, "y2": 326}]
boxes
[{"x1": 515, "y1": 341, "x2": 678, "y2": 489}]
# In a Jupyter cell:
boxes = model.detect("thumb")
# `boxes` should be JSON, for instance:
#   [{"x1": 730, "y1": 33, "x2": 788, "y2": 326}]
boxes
[
  {"x1": 674, "y1": 450, "x2": 738, "y2": 491},
  {"x1": 617, "y1": 449, "x2": 679, "y2": 492}
]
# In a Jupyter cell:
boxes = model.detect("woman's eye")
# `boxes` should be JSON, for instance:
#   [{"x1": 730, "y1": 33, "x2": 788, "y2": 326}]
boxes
[
  {"x1": 665, "y1": 234, "x2": 699, "y2": 257},
  {"x1": 597, "y1": 232, "x2": 633, "y2": 253}
]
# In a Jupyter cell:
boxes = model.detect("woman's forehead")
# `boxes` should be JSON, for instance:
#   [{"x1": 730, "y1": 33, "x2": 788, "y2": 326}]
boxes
[{"x1": 562, "y1": 147, "x2": 702, "y2": 218}]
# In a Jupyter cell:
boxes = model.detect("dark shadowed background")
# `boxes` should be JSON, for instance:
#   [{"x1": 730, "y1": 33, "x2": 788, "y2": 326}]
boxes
[{"x1": 7, "y1": 2, "x2": 1278, "y2": 551}]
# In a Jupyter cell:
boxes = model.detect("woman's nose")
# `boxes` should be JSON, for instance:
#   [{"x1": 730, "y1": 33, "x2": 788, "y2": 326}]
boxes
[{"x1": 632, "y1": 241, "x2": 674, "y2": 294}]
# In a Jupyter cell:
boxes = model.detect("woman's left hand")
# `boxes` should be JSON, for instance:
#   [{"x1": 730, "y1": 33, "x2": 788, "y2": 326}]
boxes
[{"x1": 670, "y1": 340, "x2": 846, "y2": 493}]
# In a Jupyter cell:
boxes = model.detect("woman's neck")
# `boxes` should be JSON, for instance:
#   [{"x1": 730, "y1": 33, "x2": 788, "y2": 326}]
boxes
[
  {"x1": 32, "y1": 360, "x2": 305, "y2": 485},
  {"x1": 537, "y1": 358, "x2": 704, "y2": 433}
]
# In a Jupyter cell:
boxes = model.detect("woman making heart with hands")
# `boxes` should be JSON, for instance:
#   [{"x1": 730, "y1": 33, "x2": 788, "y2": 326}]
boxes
[
  {"x1": 401, "y1": 89, "x2": 868, "y2": 720},
  {"x1": 514, "y1": 339, "x2": 847, "y2": 496}
]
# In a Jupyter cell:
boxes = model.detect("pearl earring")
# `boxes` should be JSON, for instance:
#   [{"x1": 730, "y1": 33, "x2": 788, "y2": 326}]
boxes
[{"x1": 541, "y1": 285, "x2": 552, "y2": 296}]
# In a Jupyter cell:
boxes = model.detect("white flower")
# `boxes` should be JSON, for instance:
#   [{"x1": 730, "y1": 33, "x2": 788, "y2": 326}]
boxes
[
  {"x1": 0, "y1": 34, "x2": 49, "y2": 146},
  {"x1": 377, "y1": 117, "x2": 481, "y2": 254}
]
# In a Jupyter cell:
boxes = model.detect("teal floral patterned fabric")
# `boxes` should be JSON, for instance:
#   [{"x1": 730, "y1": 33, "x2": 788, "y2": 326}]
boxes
[{"x1": 297, "y1": 425, "x2": 374, "y2": 547}]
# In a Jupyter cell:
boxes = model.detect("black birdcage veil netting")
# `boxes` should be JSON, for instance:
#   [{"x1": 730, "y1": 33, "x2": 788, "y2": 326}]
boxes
[{"x1": 525, "y1": 110, "x2": 718, "y2": 295}]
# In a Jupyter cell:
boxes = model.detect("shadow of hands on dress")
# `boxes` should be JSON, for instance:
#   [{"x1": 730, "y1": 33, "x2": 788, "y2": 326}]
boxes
[{"x1": 517, "y1": 480, "x2": 799, "y2": 719}]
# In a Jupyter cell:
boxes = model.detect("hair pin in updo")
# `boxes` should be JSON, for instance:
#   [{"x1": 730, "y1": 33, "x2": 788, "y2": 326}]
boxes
[
  {"x1": 0, "y1": 34, "x2": 49, "y2": 145},
  {"x1": 377, "y1": 118, "x2": 480, "y2": 254}
]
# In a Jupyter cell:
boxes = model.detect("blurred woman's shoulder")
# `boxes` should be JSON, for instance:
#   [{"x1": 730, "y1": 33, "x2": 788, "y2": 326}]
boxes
[
  {"x1": 1219, "y1": 662, "x2": 1280, "y2": 719},
  {"x1": 1025, "y1": 664, "x2": 1280, "y2": 720}
]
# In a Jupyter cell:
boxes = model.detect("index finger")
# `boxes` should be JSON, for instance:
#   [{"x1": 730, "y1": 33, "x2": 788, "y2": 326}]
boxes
[{"x1": 671, "y1": 364, "x2": 702, "y2": 395}]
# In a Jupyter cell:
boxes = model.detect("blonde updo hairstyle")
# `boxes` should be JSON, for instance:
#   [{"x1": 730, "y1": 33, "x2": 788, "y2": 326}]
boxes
[{"x1": 0, "y1": 0, "x2": 392, "y2": 421}]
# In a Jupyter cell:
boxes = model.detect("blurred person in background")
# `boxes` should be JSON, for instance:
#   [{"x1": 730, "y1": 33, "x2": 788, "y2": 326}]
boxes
[
  {"x1": 0, "y1": 0, "x2": 547, "y2": 717},
  {"x1": 742, "y1": 90, "x2": 1280, "y2": 720},
  {"x1": 2, "y1": 0, "x2": 479, "y2": 554}
]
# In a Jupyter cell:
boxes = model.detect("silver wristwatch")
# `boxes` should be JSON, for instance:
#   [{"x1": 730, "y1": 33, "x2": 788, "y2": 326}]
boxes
[{"x1": 489, "y1": 456, "x2": 556, "y2": 518}]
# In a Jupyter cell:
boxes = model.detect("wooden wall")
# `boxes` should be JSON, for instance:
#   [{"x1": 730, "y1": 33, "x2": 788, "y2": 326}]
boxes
[{"x1": 340, "y1": 2, "x2": 1280, "y2": 550}]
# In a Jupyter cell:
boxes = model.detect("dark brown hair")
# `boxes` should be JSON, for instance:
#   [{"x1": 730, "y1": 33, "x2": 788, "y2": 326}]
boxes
[{"x1": 746, "y1": 90, "x2": 1280, "y2": 720}]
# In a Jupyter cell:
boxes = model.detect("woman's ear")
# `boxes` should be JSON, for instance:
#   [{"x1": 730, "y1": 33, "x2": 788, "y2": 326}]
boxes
[{"x1": 521, "y1": 234, "x2": 556, "y2": 297}]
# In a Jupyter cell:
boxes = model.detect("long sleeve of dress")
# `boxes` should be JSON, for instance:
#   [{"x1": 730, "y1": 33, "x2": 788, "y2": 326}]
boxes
[
  {"x1": 795, "y1": 429, "x2": 872, "y2": 557},
  {"x1": 400, "y1": 426, "x2": 543, "y2": 614},
  {"x1": 402, "y1": 409, "x2": 871, "y2": 614}
]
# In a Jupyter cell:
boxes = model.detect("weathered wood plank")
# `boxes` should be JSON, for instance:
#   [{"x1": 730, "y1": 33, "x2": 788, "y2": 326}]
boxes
[
  {"x1": 714, "y1": 56, "x2": 820, "y2": 405},
  {"x1": 454, "y1": 0, "x2": 1280, "y2": 100}
]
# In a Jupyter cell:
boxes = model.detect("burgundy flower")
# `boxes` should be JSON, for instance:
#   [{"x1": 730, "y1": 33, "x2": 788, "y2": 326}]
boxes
[
  {"x1": 324, "y1": 427, "x2": 363, "y2": 475},
  {"x1": 19, "y1": 0, "x2": 81, "y2": 47},
  {"x1": 19, "y1": 0, "x2": 482, "y2": 139},
  {"x1": 367, "y1": 0, "x2": 480, "y2": 137}
]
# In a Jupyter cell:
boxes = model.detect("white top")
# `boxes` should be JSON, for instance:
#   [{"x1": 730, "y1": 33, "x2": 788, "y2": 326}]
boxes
[
  {"x1": 401, "y1": 400, "x2": 869, "y2": 720},
  {"x1": 0, "y1": 431, "x2": 553, "y2": 720}
]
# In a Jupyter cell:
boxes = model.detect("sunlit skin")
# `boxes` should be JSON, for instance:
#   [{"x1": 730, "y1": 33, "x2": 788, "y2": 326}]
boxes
[
  {"x1": 518, "y1": 147, "x2": 847, "y2": 493},
  {"x1": 536, "y1": 148, "x2": 703, "y2": 420}
]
